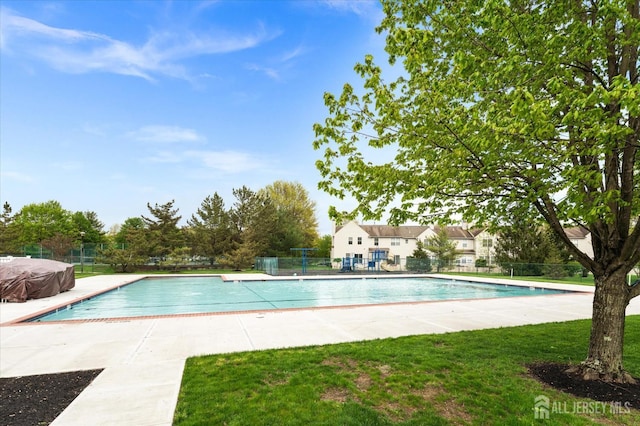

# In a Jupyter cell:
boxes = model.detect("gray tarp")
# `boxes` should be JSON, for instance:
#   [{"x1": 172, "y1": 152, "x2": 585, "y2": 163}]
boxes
[{"x1": 0, "y1": 258, "x2": 75, "y2": 303}]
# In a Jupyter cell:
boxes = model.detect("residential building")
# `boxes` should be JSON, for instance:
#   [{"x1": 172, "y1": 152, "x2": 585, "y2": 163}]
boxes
[
  {"x1": 331, "y1": 221, "x2": 594, "y2": 270},
  {"x1": 565, "y1": 226, "x2": 594, "y2": 259},
  {"x1": 331, "y1": 221, "x2": 489, "y2": 270}
]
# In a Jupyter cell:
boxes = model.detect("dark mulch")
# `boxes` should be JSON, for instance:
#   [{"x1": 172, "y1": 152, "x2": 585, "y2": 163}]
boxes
[
  {"x1": 529, "y1": 362, "x2": 640, "y2": 409},
  {"x1": 0, "y1": 369, "x2": 103, "y2": 426}
]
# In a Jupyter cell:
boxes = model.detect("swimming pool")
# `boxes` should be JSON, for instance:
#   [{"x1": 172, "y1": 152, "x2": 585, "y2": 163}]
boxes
[{"x1": 27, "y1": 276, "x2": 571, "y2": 322}]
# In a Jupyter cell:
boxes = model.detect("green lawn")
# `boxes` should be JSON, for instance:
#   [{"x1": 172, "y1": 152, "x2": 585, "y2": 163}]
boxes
[
  {"x1": 442, "y1": 271, "x2": 597, "y2": 286},
  {"x1": 174, "y1": 316, "x2": 639, "y2": 425},
  {"x1": 442, "y1": 272, "x2": 639, "y2": 287}
]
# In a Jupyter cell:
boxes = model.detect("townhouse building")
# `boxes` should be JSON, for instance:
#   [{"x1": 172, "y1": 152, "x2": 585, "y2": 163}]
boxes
[
  {"x1": 331, "y1": 221, "x2": 593, "y2": 270},
  {"x1": 331, "y1": 221, "x2": 496, "y2": 270}
]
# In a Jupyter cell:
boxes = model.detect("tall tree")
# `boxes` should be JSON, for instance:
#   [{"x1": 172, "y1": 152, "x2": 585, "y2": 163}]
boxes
[
  {"x1": 228, "y1": 186, "x2": 278, "y2": 256},
  {"x1": 71, "y1": 211, "x2": 105, "y2": 244},
  {"x1": 98, "y1": 224, "x2": 149, "y2": 273},
  {"x1": 313, "y1": 0, "x2": 639, "y2": 383},
  {"x1": 494, "y1": 219, "x2": 551, "y2": 276},
  {"x1": 407, "y1": 240, "x2": 432, "y2": 272},
  {"x1": 315, "y1": 234, "x2": 333, "y2": 258},
  {"x1": 259, "y1": 181, "x2": 320, "y2": 253},
  {"x1": 13, "y1": 201, "x2": 73, "y2": 244},
  {"x1": 187, "y1": 193, "x2": 232, "y2": 264},
  {"x1": 424, "y1": 228, "x2": 460, "y2": 272},
  {"x1": 141, "y1": 200, "x2": 184, "y2": 258},
  {"x1": 115, "y1": 217, "x2": 146, "y2": 246},
  {"x1": 41, "y1": 233, "x2": 74, "y2": 262},
  {"x1": 0, "y1": 202, "x2": 21, "y2": 254}
]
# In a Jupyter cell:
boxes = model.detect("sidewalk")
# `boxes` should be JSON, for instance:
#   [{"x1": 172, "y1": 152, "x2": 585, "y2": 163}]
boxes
[{"x1": 1, "y1": 275, "x2": 638, "y2": 425}]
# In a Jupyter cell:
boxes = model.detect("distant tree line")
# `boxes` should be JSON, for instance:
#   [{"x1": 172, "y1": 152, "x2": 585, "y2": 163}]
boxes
[{"x1": 0, "y1": 181, "x2": 332, "y2": 272}]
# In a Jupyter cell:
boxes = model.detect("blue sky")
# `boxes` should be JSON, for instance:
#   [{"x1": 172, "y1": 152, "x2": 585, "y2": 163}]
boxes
[{"x1": 0, "y1": 0, "x2": 385, "y2": 235}]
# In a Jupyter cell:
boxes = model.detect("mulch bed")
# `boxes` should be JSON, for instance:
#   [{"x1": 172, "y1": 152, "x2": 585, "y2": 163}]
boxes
[
  {"x1": 0, "y1": 369, "x2": 103, "y2": 426},
  {"x1": 529, "y1": 362, "x2": 640, "y2": 410}
]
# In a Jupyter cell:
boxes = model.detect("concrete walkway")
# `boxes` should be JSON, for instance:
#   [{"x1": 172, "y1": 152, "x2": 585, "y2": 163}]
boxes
[{"x1": 1, "y1": 274, "x2": 639, "y2": 426}]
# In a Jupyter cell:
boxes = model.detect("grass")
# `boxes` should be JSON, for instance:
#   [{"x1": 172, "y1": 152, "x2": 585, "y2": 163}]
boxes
[
  {"x1": 442, "y1": 271, "x2": 598, "y2": 286},
  {"x1": 444, "y1": 272, "x2": 640, "y2": 287},
  {"x1": 174, "y1": 316, "x2": 640, "y2": 425}
]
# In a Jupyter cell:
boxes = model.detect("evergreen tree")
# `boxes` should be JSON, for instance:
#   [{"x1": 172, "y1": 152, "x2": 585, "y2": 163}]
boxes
[
  {"x1": 494, "y1": 219, "x2": 551, "y2": 276},
  {"x1": 424, "y1": 228, "x2": 459, "y2": 272},
  {"x1": 407, "y1": 240, "x2": 432, "y2": 272},
  {"x1": 0, "y1": 202, "x2": 21, "y2": 255},
  {"x1": 141, "y1": 200, "x2": 184, "y2": 258},
  {"x1": 188, "y1": 193, "x2": 232, "y2": 265},
  {"x1": 228, "y1": 186, "x2": 278, "y2": 257}
]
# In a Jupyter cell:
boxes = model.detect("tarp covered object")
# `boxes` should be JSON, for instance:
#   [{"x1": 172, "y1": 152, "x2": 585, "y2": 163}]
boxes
[{"x1": 0, "y1": 258, "x2": 75, "y2": 303}]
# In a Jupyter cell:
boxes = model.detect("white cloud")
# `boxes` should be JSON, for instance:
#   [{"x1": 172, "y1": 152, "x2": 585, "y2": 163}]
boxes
[
  {"x1": 246, "y1": 43, "x2": 306, "y2": 80},
  {"x1": 280, "y1": 45, "x2": 305, "y2": 62},
  {"x1": 319, "y1": 0, "x2": 383, "y2": 24},
  {"x1": 186, "y1": 150, "x2": 264, "y2": 173},
  {"x1": 1, "y1": 170, "x2": 34, "y2": 183},
  {"x1": 246, "y1": 63, "x2": 280, "y2": 80},
  {"x1": 145, "y1": 151, "x2": 183, "y2": 164},
  {"x1": 52, "y1": 161, "x2": 84, "y2": 171},
  {"x1": 81, "y1": 123, "x2": 108, "y2": 137},
  {"x1": 0, "y1": 7, "x2": 279, "y2": 81},
  {"x1": 127, "y1": 125, "x2": 204, "y2": 143},
  {"x1": 138, "y1": 148, "x2": 268, "y2": 173},
  {"x1": 1, "y1": 8, "x2": 108, "y2": 45},
  {"x1": 320, "y1": 0, "x2": 375, "y2": 15}
]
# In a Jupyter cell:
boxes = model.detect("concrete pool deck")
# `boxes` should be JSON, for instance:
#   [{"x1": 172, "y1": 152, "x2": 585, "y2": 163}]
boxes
[{"x1": 1, "y1": 274, "x2": 639, "y2": 426}]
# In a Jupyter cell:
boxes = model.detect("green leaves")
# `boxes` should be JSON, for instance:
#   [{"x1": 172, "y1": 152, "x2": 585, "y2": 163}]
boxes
[{"x1": 312, "y1": 0, "x2": 639, "y2": 273}]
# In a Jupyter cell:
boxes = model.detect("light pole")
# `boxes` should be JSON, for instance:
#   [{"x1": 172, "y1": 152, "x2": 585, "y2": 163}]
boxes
[{"x1": 80, "y1": 231, "x2": 85, "y2": 273}]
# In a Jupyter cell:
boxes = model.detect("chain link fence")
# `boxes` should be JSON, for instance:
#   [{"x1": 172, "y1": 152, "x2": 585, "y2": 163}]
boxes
[
  {"x1": 255, "y1": 256, "x2": 593, "y2": 279},
  {"x1": 3, "y1": 245, "x2": 594, "y2": 280},
  {"x1": 3, "y1": 244, "x2": 112, "y2": 273}
]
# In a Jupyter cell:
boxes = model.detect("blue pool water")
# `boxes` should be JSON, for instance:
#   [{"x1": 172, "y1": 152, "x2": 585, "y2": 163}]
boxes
[{"x1": 28, "y1": 276, "x2": 569, "y2": 322}]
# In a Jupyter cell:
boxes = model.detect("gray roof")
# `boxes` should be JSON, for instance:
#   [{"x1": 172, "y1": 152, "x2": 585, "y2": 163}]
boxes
[
  {"x1": 337, "y1": 223, "x2": 483, "y2": 240},
  {"x1": 359, "y1": 225, "x2": 428, "y2": 238},
  {"x1": 564, "y1": 226, "x2": 590, "y2": 239}
]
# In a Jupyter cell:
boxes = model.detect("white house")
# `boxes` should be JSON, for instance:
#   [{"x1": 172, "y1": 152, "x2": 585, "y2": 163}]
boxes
[
  {"x1": 331, "y1": 221, "x2": 593, "y2": 270},
  {"x1": 331, "y1": 221, "x2": 490, "y2": 270},
  {"x1": 565, "y1": 226, "x2": 594, "y2": 259}
]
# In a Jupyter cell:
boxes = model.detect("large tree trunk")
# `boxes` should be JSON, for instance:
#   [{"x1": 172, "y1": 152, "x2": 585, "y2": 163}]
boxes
[{"x1": 571, "y1": 269, "x2": 636, "y2": 384}]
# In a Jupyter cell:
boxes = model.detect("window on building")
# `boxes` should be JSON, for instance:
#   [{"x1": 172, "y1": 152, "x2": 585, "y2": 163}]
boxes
[
  {"x1": 348, "y1": 237, "x2": 353, "y2": 245},
  {"x1": 354, "y1": 253, "x2": 363, "y2": 264},
  {"x1": 405, "y1": 239, "x2": 409, "y2": 244},
  {"x1": 391, "y1": 238, "x2": 401, "y2": 246},
  {"x1": 482, "y1": 238, "x2": 493, "y2": 248},
  {"x1": 357, "y1": 237, "x2": 362, "y2": 245},
  {"x1": 374, "y1": 237, "x2": 379, "y2": 246},
  {"x1": 462, "y1": 241, "x2": 468, "y2": 248}
]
